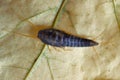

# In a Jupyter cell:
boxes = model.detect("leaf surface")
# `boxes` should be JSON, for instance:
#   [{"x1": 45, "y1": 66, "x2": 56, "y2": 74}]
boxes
[{"x1": 0, "y1": 0, "x2": 120, "y2": 80}]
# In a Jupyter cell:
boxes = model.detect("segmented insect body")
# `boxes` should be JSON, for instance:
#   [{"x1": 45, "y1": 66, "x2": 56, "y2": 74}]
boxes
[{"x1": 38, "y1": 28, "x2": 98, "y2": 47}]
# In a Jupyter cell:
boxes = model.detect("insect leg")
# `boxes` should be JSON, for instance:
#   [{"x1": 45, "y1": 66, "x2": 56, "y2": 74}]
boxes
[
  {"x1": 62, "y1": 47, "x2": 73, "y2": 51},
  {"x1": 48, "y1": 46, "x2": 62, "y2": 52}
]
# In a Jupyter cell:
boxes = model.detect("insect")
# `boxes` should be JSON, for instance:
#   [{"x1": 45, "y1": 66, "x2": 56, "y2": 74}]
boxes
[{"x1": 38, "y1": 28, "x2": 98, "y2": 47}]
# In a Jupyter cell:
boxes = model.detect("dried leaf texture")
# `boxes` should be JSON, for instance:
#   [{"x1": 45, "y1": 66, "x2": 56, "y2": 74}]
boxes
[{"x1": 0, "y1": 0, "x2": 120, "y2": 80}]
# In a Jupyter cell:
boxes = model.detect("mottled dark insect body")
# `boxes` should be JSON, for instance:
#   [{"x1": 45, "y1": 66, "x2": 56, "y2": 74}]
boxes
[{"x1": 37, "y1": 28, "x2": 98, "y2": 47}]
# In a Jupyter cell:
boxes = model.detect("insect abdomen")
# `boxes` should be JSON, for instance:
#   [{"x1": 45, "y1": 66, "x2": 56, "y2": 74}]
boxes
[{"x1": 63, "y1": 35, "x2": 98, "y2": 47}]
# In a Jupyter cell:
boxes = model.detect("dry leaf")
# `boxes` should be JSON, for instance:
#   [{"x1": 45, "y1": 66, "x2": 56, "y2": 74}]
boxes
[{"x1": 0, "y1": 0, "x2": 120, "y2": 80}]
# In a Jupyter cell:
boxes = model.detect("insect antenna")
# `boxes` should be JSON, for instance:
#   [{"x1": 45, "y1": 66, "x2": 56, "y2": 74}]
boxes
[
  {"x1": 8, "y1": 9, "x2": 44, "y2": 39},
  {"x1": 14, "y1": 10, "x2": 41, "y2": 29},
  {"x1": 3, "y1": 29, "x2": 38, "y2": 39}
]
